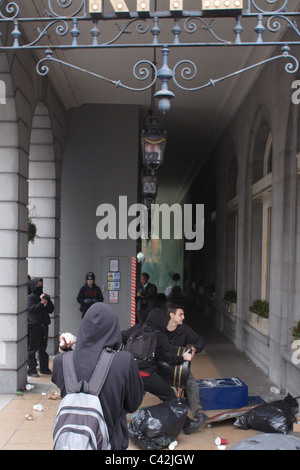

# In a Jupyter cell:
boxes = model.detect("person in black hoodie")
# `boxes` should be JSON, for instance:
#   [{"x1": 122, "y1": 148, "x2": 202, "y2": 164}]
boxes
[
  {"x1": 52, "y1": 302, "x2": 144, "y2": 450},
  {"x1": 76, "y1": 271, "x2": 104, "y2": 318},
  {"x1": 122, "y1": 309, "x2": 203, "y2": 434},
  {"x1": 27, "y1": 278, "x2": 54, "y2": 377}
]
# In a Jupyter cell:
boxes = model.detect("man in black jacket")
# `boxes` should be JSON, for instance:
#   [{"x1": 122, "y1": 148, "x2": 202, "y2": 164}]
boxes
[
  {"x1": 136, "y1": 272, "x2": 158, "y2": 324},
  {"x1": 52, "y1": 303, "x2": 144, "y2": 450},
  {"x1": 122, "y1": 308, "x2": 205, "y2": 434},
  {"x1": 165, "y1": 304, "x2": 207, "y2": 434},
  {"x1": 27, "y1": 278, "x2": 54, "y2": 377},
  {"x1": 76, "y1": 271, "x2": 104, "y2": 318},
  {"x1": 122, "y1": 308, "x2": 192, "y2": 403}
]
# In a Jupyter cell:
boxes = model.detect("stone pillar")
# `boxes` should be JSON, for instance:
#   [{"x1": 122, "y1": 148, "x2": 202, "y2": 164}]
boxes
[
  {"x1": 0, "y1": 56, "x2": 28, "y2": 392},
  {"x1": 28, "y1": 103, "x2": 60, "y2": 355}
]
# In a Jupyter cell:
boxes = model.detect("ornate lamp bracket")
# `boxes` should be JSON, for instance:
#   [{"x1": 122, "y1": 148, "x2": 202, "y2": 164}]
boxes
[{"x1": 0, "y1": 0, "x2": 300, "y2": 113}]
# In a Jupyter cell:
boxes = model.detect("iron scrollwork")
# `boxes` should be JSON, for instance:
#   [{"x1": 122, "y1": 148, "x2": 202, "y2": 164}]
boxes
[
  {"x1": 173, "y1": 45, "x2": 298, "y2": 92},
  {"x1": 36, "y1": 48, "x2": 158, "y2": 92},
  {"x1": 0, "y1": 1, "x2": 19, "y2": 19},
  {"x1": 1, "y1": 0, "x2": 300, "y2": 113},
  {"x1": 46, "y1": 0, "x2": 87, "y2": 18}
]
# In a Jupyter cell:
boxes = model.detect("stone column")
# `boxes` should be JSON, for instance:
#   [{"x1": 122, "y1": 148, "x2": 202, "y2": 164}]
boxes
[
  {"x1": 0, "y1": 56, "x2": 28, "y2": 392},
  {"x1": 28, "y1": 103, "x2": 60, "y2": 355}
]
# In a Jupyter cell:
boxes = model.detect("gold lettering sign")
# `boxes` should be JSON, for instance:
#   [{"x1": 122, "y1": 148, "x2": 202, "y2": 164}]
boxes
[
  {"x1": 89, "y1": 0, "x2": 102, "y2": 13},
  {"x1": 88, "y1": 0, "x2": 243, "y2": 15},
  {"x1": 109, "y1": 0, "x2": 129, "y2": 13}
]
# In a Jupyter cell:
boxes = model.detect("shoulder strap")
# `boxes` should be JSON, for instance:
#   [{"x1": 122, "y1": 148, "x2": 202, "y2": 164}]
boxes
[
  {"x1": 62, "y1": 348, "x2": 116, "y2": 396},
  {"x1": 62, "y1": 351, "x2": 81, "y2": 394},
  {"x1": 87, "y1": 348, "x2": 116, "y2": 396}
]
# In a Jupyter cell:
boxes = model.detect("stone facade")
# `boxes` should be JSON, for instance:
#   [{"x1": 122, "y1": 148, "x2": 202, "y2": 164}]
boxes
[
  {"x1": 0, "y1": 48, "x2": 66, "y2": 392},
  {"x1": 0, "y1": 38, "x2": 299, "y2": 396},
  {"x1": 195, "y1": 45, "x2": 300, "y2": 396}
]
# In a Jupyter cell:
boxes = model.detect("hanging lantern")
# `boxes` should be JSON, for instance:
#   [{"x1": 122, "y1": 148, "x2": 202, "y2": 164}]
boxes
[
  {"x1": 141, "y1": 173, "x2": 158, "y2": 198},
  {"x1": 141, "y1": 116, "x2": 167, "y2": 169}
]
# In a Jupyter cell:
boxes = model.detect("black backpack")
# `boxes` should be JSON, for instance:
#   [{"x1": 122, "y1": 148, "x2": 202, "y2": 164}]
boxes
[{"x1": 124, "y1": 325, "x2": 157, "y2": 370}]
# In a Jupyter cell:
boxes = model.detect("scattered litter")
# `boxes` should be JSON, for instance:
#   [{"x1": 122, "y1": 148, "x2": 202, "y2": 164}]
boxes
[
  {"x1": 25, "y1": 414, "x2": 34, "y2": 421},
  {"x1": 215, "y1": 437, "x2": 228, "y2": 446},
  {"x1": 217, "y1": 445, "x2": 227, "y2": 450},
  {"x1": 33, "y1": 404, "x2": 43, "y2": 412},
  {"x1": 270, "y1": 386, "x2": 280, "y2": 395},
  {"x1": 293, "y1": 417, "x2": 300, "y2": 432},
  {"x1": 25, "y1": 384, "x2": 35, "y2": 391},
  {"x1": 47, "y1": 390, "x2": 61, "y2": 400},
  {"x1": 16, "y1": 391, "x2": 23, "y2": 396},
  {"x1": 47, "y1": 394, "x2": 58, "y2": 400},
  {"x1": 168, "y1": 440, "x2": 178, "y2": 450}
]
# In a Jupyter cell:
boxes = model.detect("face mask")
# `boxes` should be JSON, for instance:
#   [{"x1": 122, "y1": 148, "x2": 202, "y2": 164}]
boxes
[{"x1": 35, "y1": 286, "x2": 43, "y2": 297}]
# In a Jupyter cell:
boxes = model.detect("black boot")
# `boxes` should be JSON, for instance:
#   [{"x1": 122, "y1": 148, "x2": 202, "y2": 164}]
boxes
[{"x1": 183, "y1": 412, "x2": 208, "y2": 435}]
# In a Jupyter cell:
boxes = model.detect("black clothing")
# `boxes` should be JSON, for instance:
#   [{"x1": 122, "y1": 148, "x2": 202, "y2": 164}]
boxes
[
  {"x1": 27, "y1": 278, "x2": 54, "y2": 375},
  {"x1": 122, "y1": 308, "x2": 184, "y2": 375},
  {"x1": 28, "y1": 278, "x2": 54, "y2": 327},
  {"x1": 122, "y1": 308, "x2": 185, "y2": 405},
  {"x1": 28, "y1": 324, "x2": 50, "y2": 374},
  {"x1": 52, "y1": 303, "x2": 144, "y2": 450},
  {"x1": 165, "y1": 323, "x2": 205, "y2": 353},
  {"x1": 136, "y1": 281, "x2": 158, "y2": 324},
  {"x1": 142, "y1": 372, "x2": 176, "y2": 402},
  {"x1": 164, "y1": 320, "x2": 206, "y2": 420},
  {"x1": 76, "y1": 282, "x2": 104, "y2": 318}
]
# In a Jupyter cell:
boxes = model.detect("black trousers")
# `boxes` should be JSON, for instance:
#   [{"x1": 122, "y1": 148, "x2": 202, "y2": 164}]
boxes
[
  {"x1": 142, "y1": 371, "x2": 193, "y2": 430},
  {"x1": 142, "y1": 371, "x2": 176, "y2": 402},
  {"x1": 28, "y1": 324, "x2": 49, "y2": 374}
]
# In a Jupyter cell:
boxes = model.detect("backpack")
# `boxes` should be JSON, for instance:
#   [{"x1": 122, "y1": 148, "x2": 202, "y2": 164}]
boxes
[
  {"x1": 124, "y1": 325, "x2": 157, "y2": 370},
  {"x1": 53, "y1": 348, "x2": 115, "y2": 450}
]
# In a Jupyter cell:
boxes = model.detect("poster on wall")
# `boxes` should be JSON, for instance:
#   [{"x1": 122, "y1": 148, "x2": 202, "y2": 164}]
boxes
[
  {"x1": 108, "y1": 272, "x2": 120, "y2": 282},
  {"x1": 108, "y1": 259, "x2": 120, "y2": 303},
  {"x1": 108, "y1": 281, "x2": 120, "y2": 291},
  {"x1": 109, "y1": 259, "x2": 119, "y2": 272},
  {"x1": 109, "y1": 291, "x2": 119, "y2": 304}
]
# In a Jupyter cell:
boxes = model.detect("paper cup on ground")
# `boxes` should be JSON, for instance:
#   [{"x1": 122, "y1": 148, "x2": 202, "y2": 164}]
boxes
[{"x1": 215, "y1": 437, "x2": 228, "y2": 446}]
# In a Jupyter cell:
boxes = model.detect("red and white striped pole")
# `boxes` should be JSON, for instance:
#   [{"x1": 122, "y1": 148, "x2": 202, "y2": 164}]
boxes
[{"x1": 130, "y1": 256, "x2": 137, "y2": 325}]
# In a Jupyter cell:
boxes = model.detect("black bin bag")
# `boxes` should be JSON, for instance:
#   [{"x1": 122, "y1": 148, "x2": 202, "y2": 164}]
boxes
[
  {"x1": 128, "y1": 398, "x2": 188, "y2": 450},
  {"x1": 234, "y1": 394, "x2": 299, "y2": 434}
]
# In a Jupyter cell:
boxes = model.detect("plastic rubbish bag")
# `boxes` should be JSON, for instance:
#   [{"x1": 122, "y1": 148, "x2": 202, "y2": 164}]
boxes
[
  {"x1": 128, "y1": 398, "x2": 188, "y2": 450},
  {"x1": 234, "y1": 394, "x2": 299, "y2": 434}
]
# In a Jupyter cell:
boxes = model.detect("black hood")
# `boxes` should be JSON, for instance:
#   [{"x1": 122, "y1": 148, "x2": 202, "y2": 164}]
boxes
[
  {"x1": 73, "y1": 302, "x2": 122, "y2": 381},
  {"x1": 29, "y1": 278, "x2": 43, "y2": 296},
  {"x1": 76, "y1": 302, "x2": 121, "y2": 351},
  {"x1": 144, "y1": 308, "x2": 168, "y2": 332}
]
